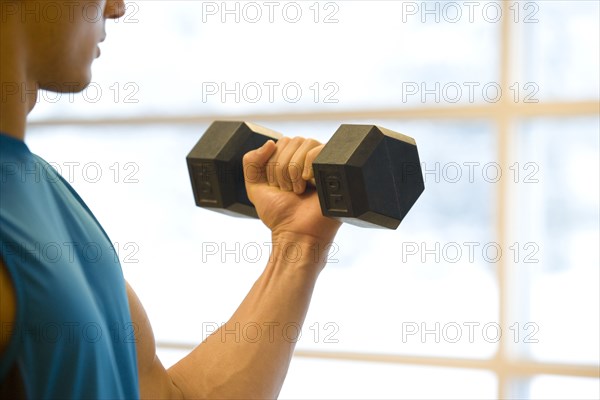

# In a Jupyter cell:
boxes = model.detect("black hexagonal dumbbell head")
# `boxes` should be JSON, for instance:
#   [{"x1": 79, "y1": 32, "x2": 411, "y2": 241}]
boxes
[
  {"x1": 186, "y1": 121, "x2": 281, "y2": 218},
  {"x1": 312, "y1": 125, "x2": 424, "y2": 229}
]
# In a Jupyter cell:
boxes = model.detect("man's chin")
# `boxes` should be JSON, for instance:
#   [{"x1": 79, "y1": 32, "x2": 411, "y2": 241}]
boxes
[{"x1": 40, "y1": 72, "x2": 93, "y2": 94}]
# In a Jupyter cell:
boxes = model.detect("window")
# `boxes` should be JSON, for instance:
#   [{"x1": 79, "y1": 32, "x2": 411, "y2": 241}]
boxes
[{"x1": 26, "y1": 1, "x2": 599, "y2": 398}]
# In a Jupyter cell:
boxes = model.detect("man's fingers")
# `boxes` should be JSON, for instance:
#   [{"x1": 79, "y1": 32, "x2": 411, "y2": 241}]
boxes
[
  {"x1": 275, "y1": 137, "x2": 304, "y2": 191},
  {"x1": 243, "y1": 140, "x2": 276, "y2": 186},
  {"x1": 290, "y1": 139, "x2": 321, "y2": 194},
  {"x1": 246, "y1": 137, "x2": 323, "y2": 194},
  {"x1": 303, "y1": 144, "x2": 325, "y2": 182},
  {"x1": 267, "y1": 137, "x2": 290, "y2": 187}
]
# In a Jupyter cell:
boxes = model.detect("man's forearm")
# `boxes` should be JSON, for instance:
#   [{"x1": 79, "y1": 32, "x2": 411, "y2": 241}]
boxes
[{"x1": 168, "y1": 234, "x2": 329, "y2": 399}]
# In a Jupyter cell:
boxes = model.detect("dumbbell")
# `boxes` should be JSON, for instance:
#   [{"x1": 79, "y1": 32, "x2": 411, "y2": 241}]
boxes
[{"x1": 186, "y1": 121, "x2": 424, "y2": 229}]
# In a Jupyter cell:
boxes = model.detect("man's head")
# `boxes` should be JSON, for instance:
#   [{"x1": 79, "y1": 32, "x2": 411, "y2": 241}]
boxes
[{"x1": 1, "y1": 0, "x2": 125, "y2": 92}]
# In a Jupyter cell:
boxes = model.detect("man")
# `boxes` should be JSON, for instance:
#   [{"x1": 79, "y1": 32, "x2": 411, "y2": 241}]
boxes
[{"x1": 0, "y1": 0, "x2": 340, "y2": 398}]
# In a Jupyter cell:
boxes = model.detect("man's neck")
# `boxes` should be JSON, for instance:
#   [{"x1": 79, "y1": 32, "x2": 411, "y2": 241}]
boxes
[
  {"x1": 0, "y1": 91, "x2": 37, "y2": 142},
  {"x1": 0, "y1": 26, "x2": 37, "y2": 141}
]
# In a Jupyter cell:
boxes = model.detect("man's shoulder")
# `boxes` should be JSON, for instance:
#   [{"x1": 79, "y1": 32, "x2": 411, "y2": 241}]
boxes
[{"x1": 0, "y1": 150, "x2": 64, "y2": 222}]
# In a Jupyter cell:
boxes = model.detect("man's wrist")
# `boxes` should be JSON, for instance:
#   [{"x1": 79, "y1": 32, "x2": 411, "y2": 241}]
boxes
[{"x1": 268, "y1": 231, "x2": 337, "y2": 273}]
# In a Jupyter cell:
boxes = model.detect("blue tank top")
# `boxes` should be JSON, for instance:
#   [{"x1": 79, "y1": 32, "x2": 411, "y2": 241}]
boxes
[{"x1": 0, "y1": 132, "x2": 139, "y2": 399}]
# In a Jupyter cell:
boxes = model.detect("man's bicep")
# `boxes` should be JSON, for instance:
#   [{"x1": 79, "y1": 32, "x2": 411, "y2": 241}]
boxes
[
  {"x1": 0, "y1": 257, "x2": 16, "y2": 357},
  {"x1": 125, "y1": 281, "x2": 183, "y2": 399}
]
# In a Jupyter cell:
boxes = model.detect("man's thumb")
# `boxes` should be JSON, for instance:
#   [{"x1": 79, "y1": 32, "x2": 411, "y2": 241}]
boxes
[{"x1": 243, "y1": 140, "x2": 276, "y2": 185}]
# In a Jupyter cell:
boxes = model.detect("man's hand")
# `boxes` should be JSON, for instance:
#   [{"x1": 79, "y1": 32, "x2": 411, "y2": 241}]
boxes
[{"x1": 242, "y1": 137, "x2": 341, "y2": 247}]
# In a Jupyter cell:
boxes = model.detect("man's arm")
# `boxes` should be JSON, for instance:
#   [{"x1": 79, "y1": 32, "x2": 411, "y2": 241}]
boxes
[
  {"x1": 130, "y1": 239, "x2": 326, "y2": 399},
  {"x1": 126, "y1": 282, "x2": 184, "y2": 399},
  {"x1": 133, "y1": 138, "x2": 340, "y2": 399},
  {"x1": 0, "y1": 258, "x2": 16, "y2": 357}
]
